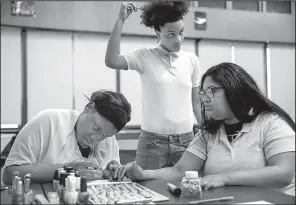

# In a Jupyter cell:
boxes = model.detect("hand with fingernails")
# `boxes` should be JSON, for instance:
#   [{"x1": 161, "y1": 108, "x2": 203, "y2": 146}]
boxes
[
  {"x1": 201, "y1": 174, "x2": 227, "y2": 190},
  {"x1": 112, "y1": 161, "x2": 144, "y2": 182},
  {"x1": 118, "y1": 2, "x2": 138, "y2": 21}
]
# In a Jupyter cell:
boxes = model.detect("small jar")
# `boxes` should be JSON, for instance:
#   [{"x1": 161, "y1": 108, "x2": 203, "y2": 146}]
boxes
[{"x1": 181, "y1": 171, "x2": 202, "y2": 198}]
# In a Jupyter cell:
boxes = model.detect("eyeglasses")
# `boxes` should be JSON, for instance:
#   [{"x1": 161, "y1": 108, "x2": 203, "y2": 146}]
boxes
[{"x1": 198, "y1": 87, "x2": 223, "y2": 99}]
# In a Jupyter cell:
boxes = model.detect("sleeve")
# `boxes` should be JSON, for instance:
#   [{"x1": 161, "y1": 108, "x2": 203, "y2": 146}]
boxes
[
  {"x1": 2, "y1": 110, "x2": 51, "y2": 168},
  {"x1": 121, "y1": 48, "x2": 147, "y2": 74},
  {"x1": 263, "y1": 115, "x2": 295, "y2": 160},
  {"x1": 191, "y1": 53, "x2": 201, "y2": 88},
  {"x1": 186, "y1": 130, "x2": 208, "y2": 160}
]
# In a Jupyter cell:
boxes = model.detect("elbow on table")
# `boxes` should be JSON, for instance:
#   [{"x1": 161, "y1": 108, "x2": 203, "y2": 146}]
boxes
[
  {"x1": 3, "y1": 166, "x2": 13, "y2": 185},
  {"x1": 279, "y1": 171, "x2": 295, "y2": 188}
]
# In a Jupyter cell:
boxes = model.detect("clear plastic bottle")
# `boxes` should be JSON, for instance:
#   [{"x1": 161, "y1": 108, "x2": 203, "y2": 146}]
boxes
[{"x1": 181, "y1": 171, "x2": 202, "y2": 198}]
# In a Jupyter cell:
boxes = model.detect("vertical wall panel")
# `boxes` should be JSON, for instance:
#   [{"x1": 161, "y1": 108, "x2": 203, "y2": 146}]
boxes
[
  {"x1": 198, "y1": 40, "x2": 232, "y2": 75},
  {"x1": 269, "y1": 44, "x2": 295, "y2": 121},
  {"x1": 234, "y1": 42, "x2": 266, "y2": 94},
  {"x1": 27, "y1": 30, "x2": 73, "y2": 120},
  {"x1": 73, "y1": 33, "x2": 116, "y2": 112},
  {"x1": 1, "y1": 26, "x2": 22, "y2": 124},
  {"x1": 181, "y1": 39, "x2": 198, "y2": 125}
]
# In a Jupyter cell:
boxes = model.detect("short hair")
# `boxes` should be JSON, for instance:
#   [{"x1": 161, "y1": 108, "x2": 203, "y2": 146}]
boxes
[
  {"x1": 85, "y1": 90, "x2": 131, "y2": 131},
  {"x1": 140, "y1": 1, "x2": 190, "y2": 31},
  {"x1": 200, "y1": 62, "x2": 295, "y2": 134}
]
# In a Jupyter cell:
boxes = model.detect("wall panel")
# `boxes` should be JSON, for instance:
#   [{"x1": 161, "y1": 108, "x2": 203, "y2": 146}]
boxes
[
  {"x1": 27, "y1": 30, "x2": 73, "y2": 119},
  {"x1": 1, "y1": 26, "x2": 22, "y2": 124},
  {"x1": 73, "y1": 33, "x2": 116, "y2": 112}
]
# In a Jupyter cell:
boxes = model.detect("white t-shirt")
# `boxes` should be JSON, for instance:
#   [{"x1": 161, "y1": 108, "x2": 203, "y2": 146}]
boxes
[
  {"x1": 122, "y1": 45, "x2": 200, "y2": 134},
  {"x1": 187, "y1": 112, "x2": 295, "y2": 196},
  {"x1": 1, "y1": 109, "x2": 120, "y2": 184}
]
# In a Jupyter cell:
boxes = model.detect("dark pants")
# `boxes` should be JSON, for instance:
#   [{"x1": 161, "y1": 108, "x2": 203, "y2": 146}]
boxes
[{"x1": 135, "y1": 129, "x2": 194, "y2": 170}]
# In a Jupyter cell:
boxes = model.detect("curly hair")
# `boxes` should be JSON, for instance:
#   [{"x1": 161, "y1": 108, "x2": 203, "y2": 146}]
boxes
[{"x1": 140, "y1": 1, "x2": 190, "y2": 31}]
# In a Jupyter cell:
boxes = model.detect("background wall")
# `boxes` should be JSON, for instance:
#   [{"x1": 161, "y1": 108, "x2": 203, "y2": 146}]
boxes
[
  {"x1": 1, "y1": 1, "x2": 295, "y2": 43},
  {"x1": 1, "y1": 1, "x2": 295, "y2": 152}
]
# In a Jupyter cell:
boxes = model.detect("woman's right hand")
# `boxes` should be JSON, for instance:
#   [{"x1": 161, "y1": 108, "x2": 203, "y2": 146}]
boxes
[
  {"x1": 113, "y1": 161, "x2": 144, "y2": 181},
  {"x1": 118, "y1": 3, "x2": 137, "y2": 21},
  {"x1": 66, "y1": 160, "x2": 103, "y2": 179},
  {"x1": 67, "y1": 160, "x2": 100, "y2": 170}
]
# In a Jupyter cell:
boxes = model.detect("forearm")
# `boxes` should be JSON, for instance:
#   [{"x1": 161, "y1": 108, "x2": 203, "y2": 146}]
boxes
[
  {"x1": 105, "y1": 18, "x2": 124, "y2": 66},
  {"x1": 3, "y1": 163, "x2": 67, "y2": 185},
  {"x1": 225, "y1": 166, "x2": 293, "y2": 188},
  {"x1": 142, "y1": 167, "x2": 184, "y2": 181},
  {"x1": 192, "y1": 90, "x2": 203, "y2": 127}
]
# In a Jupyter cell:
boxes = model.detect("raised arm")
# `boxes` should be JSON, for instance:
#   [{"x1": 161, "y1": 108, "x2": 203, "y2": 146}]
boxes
[{"x1": 105, "y1": 3, "x2": 137, "y2": 70}]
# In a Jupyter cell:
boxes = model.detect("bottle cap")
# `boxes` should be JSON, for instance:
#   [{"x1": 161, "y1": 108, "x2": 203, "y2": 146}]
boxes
[
  {"x1": 80, "y1": 177, "x2": 87, "y2": 192},
  {"x1": 12, "y1": 171, "x2": 19, "y2": 178},
  {"x1": 24, "y1": 173, "x2": 32, "y2": 179},
  {"x1": 66, "y1": 166, "x2": 74, "y2": 173},
  {"x1": 54, "y1": 170, "x2": 59, "y2": 180},
  {"x1": 185, "y1": 171, "x2": 199, "y2": 179},
  {"x1": 60, "y1": 173, "x2": 67, "y2": 186}
]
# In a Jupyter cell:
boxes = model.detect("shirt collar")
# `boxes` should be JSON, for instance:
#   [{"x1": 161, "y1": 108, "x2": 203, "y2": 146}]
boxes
[
  {"x1": 156, "y1": 43, "x2": 180, "y2": 57},
  {"x1": 220, "y1": 121, "x2": 253, "y2": 134}
]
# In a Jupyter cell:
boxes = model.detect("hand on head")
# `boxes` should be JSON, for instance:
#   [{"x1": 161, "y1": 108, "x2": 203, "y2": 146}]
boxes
[{"x1": 119, "y1": 2, "x2": 138, "y2": 21}]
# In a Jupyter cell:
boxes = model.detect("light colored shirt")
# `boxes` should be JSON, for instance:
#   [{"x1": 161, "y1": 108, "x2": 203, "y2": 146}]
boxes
[
  {"x1": 1, "y1": 109, "x2": 120, "y2": 184},
  {"x1": 122, "y1": 45, "x2": 200, "y2": 134},
  {"x1": 186, "y1": 112, "x2": 295, "y2": 196}
]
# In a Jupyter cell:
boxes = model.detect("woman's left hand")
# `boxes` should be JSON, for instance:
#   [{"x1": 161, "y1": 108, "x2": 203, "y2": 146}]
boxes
[{"x1": 201, "y1": 174, "x2": 227, "y2": 190}]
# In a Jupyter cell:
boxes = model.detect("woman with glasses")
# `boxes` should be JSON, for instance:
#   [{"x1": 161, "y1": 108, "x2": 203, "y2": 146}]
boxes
[
  {"x1": 111, "y1": 62, "x2": 295, "y2": 196},
  {"x1": 1, "y1": 90, "x2": 131, "y2": 185}
]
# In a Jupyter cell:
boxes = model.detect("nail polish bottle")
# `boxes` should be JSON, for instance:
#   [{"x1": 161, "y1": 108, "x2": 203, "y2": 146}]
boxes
[
  {"x1": 24, "y1": 177, "x2": 34, "y2": 204},
  {"x1": 66, "y1": 166, "x2": 74, "y2": 173},
  {"x1": 58, "y1": 172, "x2": 67, "y2": 199},
  {"x1": 11, "y1": 176, "x2": 20, "y2": 204},
  {"x1": 11, "y1": 171, "x2": 19, "y2": 199},
  {"x1": 75, "y1": 171, "x2": 81, "y2": 192},
  {"x1": 15, "y1": 179, "x2": 24, "y2": 204},
  {"x1": 53, "y1": 170, "x2": 59, "y2": 192},
  {"x1": 78, "y1": 178, "x2": 89, "y2": 205},
  {"x1": 64, "y1": 175, "x2": 78, "y2": 205}
]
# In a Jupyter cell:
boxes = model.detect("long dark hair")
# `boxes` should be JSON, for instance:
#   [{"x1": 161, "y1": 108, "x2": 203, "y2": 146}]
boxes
[
  {"x1": 200, "y1": 62, "x2": 295, "y2": 134},
  {"x1": 140, "y1": 1, "x2": 190, "y2": 31},
  {"x1": 85, "y1": 90, "x2": 131, "y2": 131}
]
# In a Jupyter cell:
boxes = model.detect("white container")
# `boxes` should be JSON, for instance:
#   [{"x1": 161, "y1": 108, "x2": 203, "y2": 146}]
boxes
[{"x1": 181, "y1": 171, "x2": 202, "y2": 198}]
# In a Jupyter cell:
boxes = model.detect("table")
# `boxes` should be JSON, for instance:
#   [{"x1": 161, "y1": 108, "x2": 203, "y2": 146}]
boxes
[
  {"x1": 1, "y1": 184, "x2": 44, "y2": 204},
  {"x1": 139, "y1": 180, "x2": 295, "y2": 204},
  {"x1": 1, "y1": 180, "x2": 295, "y2": 204}
]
